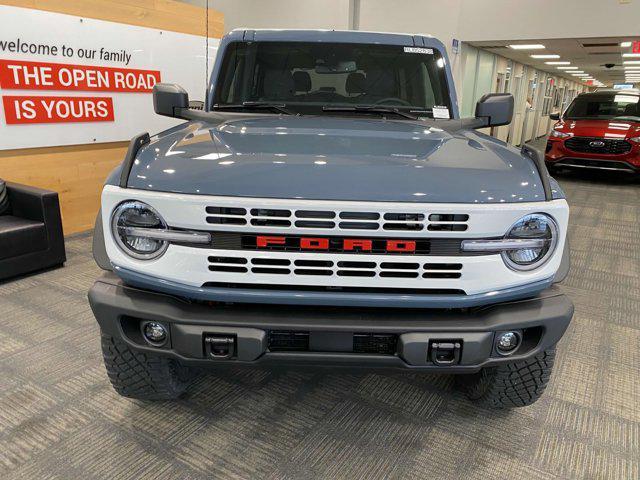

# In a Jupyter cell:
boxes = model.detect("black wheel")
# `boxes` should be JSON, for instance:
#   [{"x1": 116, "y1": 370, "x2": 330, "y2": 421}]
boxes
[
  {"x1": 101, "y1": 333, "x2": 196, "y2": 400},
  {"x1": 457, "y1": 348, "x2": 556, "y2": 408}
]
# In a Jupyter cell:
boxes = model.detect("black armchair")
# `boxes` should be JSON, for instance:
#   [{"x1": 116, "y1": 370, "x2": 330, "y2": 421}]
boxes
[{"x1": 0, "y1": 182, "x2": 66, "y2": 281}]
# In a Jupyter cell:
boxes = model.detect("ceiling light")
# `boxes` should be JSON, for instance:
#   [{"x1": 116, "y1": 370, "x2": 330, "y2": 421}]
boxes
[
  {"x1": 623, "y1": 53, "x2": 640, "y2": 58},
  {"x1": 532, "y1": 54, "x2": 560, "y2": 59},
  {"x1": 508, "y1": 44, "x2": 545, "y2": 50},
  {"x1": 571, "y1": 71, "x2": 585, "y2": 73},
  {"x1": 624, "y1": 61, "x2": 640, "y2": 65},
  {"x1": 557, "y1": 66, "x2": 578, "y2": 70},
  {"x1": 620, "y1": 41, "x2": 632, "y2": 48},
  {"x1": 544, "y1": 61, "x2": 569, "y2": 64},
  {"x1": 572, "y1": 73, "x2": 589, "y2": 77}
]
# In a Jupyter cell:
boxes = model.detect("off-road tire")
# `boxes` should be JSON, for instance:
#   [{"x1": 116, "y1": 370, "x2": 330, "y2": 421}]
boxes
[
  {"x1": 457, "y1": 348, "x2": 556, "y2": 408},
  {"x1": 101, "y1": 333, "x2": 196, "y2": 400}
]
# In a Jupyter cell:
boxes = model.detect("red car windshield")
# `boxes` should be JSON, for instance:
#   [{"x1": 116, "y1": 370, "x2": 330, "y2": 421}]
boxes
[{"x1": 564, "y1": 93, "x2": 640, "y2": 121}]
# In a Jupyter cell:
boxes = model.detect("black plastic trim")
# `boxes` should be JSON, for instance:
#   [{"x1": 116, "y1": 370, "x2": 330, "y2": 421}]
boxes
[
  {"x1": 89, "y1": 273, "x2": 573, "y2": 372},
  {"x1": 119, "y1": 132, "x2": 150, "y2": 188},
  {"x1": 522, "y1": 144, "x2": 553, "y2": 201}
]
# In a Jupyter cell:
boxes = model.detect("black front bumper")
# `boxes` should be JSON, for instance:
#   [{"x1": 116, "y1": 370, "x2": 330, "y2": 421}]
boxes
[{"x1": 89, "y1": 273, "x2": 573, "y2": 373}]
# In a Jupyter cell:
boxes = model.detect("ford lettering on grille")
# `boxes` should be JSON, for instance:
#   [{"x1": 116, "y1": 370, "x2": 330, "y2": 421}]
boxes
[{"x1": 248, "y1": 235, "x2": 428, "y2": 254}]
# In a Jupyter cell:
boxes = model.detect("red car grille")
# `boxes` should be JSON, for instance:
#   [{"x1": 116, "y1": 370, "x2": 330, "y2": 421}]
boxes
[{"x1": 564, "y1": 137, "x2": 632, "y2": 155}]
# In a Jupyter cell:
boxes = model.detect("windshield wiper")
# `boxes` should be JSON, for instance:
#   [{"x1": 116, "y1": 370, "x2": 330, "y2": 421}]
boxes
[
  {"x1": 213, "y1": 101, "x2": 296, "y2": 115},
  {"x1": 322, "y1": 105, "x2": 420, "y2": 120}
]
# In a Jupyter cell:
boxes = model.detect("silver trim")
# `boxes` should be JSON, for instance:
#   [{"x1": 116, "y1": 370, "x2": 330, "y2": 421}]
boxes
[
  {"x1": 461, "y1": 238, "x2": 547, "y2": 252},
  {"x1": 555, "y1": 162, "x2": 636, "y2": 173},
  {"x1": 123, "y1": 227, "x2": 211, "y2": 244}
]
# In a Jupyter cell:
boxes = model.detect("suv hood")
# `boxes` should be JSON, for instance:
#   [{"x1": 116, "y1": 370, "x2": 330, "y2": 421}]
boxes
[
  {"x1": 127, "y1": 116, "x2": 546, "y2": 203},
  {"x1": 555, "y1": 118, "x2": 640, "y2": 139}
]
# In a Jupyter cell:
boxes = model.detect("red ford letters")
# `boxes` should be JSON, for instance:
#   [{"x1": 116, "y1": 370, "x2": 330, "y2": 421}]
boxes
[{"x1": 256, "y1": 236, "x2": 416, "y2": 253}]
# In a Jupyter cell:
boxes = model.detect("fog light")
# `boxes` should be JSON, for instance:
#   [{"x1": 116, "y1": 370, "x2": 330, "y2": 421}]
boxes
[
  {"x1": 496, "y1": 331, "x2": 520, "y2": 354},
  {"x1": 142, "y1": 321, "x2": 167, "y2": 345}
]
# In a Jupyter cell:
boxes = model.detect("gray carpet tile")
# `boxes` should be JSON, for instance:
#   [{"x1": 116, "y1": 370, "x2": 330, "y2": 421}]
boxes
[{"x1": 1, "y1": 169, "x2": 639, "y2": 479}]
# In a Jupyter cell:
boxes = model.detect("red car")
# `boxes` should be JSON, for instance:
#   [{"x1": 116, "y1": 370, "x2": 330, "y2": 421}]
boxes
[{"x1": 545, "y1": 90, "x2": 640, "y2": 173}]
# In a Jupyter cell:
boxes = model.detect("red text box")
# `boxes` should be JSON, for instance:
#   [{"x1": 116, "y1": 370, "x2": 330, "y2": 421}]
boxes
[
  {"x1": 2, "y1": 95, "x2": 115, "y2": 124},
  {"x1": 0, "y1": 59, "x2": 160, "y2": 92}
]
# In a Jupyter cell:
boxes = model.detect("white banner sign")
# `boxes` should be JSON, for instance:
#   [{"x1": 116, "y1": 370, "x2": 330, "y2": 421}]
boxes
[{"x1": 0, "y1": 5, "x2": 219, "y2": 150}]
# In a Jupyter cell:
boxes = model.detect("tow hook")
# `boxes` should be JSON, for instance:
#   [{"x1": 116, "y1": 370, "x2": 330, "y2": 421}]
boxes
[
  {"x1": 429, "y1": 340, "x2": 462, "y2": 366},
  {"x1": 204, "y1": 334, "x2": 236, "y2": 359}
]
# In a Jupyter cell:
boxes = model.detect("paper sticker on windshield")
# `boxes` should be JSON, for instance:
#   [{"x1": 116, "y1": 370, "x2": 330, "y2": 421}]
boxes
[
  {"x1": 404, "y1": 47, "x2": 433, "y2": 54},
  {"x1": 432, "y1": 106, "x2": 450, "y2": 119}
]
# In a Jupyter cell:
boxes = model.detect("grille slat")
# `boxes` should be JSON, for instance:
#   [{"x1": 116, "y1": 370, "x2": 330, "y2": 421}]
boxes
[
  {"x1": 208, "y1": 256, "x2": 463, "y2": 282},
  {"x1": 206, "y1": 206, "x2": 470, "y2": 232},
  {"x1": 564, "y1": 137, "x2": 632, "y2": 155}
]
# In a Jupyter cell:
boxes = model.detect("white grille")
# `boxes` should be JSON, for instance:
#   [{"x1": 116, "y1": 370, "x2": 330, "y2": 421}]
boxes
[
  {"x1": 101, "y1": 186, "x2": 570, "y2": 296},
  {"x1": 205, "y1": 205, "x2": 469, "y2": 233},
  {"x1": 208, "y1": 254, "x2": 462, "y2": 280}
]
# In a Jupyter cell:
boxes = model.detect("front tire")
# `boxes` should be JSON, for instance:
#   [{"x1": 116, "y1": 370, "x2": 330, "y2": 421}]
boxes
[
  {"x1": 101, "y1": 333, "x2": 196, "y2": 400},
  {"x1": 457, "y1": 348, "x2": 556, "y2": 408}
]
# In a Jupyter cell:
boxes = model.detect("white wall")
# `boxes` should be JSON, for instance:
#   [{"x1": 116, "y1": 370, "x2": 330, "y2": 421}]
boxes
[
  {"x1": 205, "y1": 0, "x2": 351, "y2": 32},
  {"x1": 458, "y1": 0, "x2": 640, "y2": 40},
  {"x1": 193, "y1": 0, "x2": 639, "y2": 43}
]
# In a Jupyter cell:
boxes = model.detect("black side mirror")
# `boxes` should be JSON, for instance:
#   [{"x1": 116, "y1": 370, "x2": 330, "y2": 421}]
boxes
[
  {"x1": 549, "y1": 112, "x2": 560, "y2": 121},
  {"x1": 475, "y1": 93, "x2": 514, "y2": 127},
  {"x1": 153, "y1": 83, "x2": 189, "y2": 118}
]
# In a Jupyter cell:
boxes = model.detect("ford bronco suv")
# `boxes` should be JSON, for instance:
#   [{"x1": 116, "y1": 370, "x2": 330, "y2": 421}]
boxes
[{"x1": 90, "y1": 30, "x2": 573, "y2": 408}]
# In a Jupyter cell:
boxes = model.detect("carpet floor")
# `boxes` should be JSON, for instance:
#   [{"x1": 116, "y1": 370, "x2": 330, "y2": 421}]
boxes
[{"x1": 1, "y1": 168, "x2": 639, "y2": 479}]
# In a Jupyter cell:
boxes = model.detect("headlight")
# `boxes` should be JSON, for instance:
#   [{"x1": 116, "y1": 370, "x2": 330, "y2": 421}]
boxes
[
  {"x1": 550, "y1": 129, "x2": 571, "y2": 139},
  {"x1": 629, "y1": 136, "x2": 640, "y2": 144},
  {"x1": 111, "y1": 201, "x2": 169, "y2": 260},
  {"x1": 502, "y1": 214, "x2": 558, "y2": 271}
]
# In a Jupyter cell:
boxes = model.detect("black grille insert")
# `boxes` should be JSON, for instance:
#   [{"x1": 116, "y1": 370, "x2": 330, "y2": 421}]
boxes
[
  {"x1": 209, "y1": 265, "x2": 248, "y2": 273},
  {"x1": 296, "y1": 210, "x2": 335, "y2": 219},
  {"x1": 295, "y1": 220, "x2": 336, "y2": 228},
  {"x1": 564, "y1": 137, "x2": 632, "y2": 155},
  {"x1": 353, "y1": 333, "x2": 397, "y2": 355},
  {"x1": 269, "y1": 331, "x2": 309, "y2": 352},
  {"x1": 339, "y1": 212, "x2": 380, "y2": 220},
  {"x1": 251, "y1": 258, "x2": 291, "y2": 266},
  {"x1": 208, "y1": 256, "x2": 247, "y2": 264},
  {"x1": 294, "y1": 269, "x2": 332, "y2": 276}
]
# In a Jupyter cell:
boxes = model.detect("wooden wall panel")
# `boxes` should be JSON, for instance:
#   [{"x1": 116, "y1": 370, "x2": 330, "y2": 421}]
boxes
[
  {"x1": 0, "y1": 0, "x2": 223, "y2": 234},
  {"x1": 0, "y1": 143, "x2": 127, "y2": 233},
  {"x1": 2, "y1": 0, "x2": 224, "y2": 38}
]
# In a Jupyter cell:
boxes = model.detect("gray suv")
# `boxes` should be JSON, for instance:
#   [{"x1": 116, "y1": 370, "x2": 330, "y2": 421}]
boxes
[{"x1": 90, "y1": 29, "x2": 572, "y2": 408}]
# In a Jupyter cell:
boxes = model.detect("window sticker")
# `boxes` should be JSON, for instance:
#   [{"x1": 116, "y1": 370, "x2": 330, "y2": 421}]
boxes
[
  {"x1": 403, "y1": 47, "x2": 434, "y2": 54},
  {"x1": 432, "y1": 106, "x2": 450, "y2": 119}
]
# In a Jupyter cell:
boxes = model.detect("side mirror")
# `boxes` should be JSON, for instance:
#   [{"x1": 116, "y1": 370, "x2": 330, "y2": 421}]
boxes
[
  {"x1": 475, "y1": 93, "x2": 514, "y2": 127},
  {"x1": 549, "y1": 112, "x2": 560, "y2": 121},
  {"x1": 153, "y1": 83, "x2": 189, "y2": 118}
]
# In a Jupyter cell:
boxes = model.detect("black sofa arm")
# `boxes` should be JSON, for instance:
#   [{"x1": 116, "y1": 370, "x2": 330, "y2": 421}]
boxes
[
  {"x1": 6, "y1": 181, "x2": 66, "y2": 264},
  {"x1": 7, "y1": 182, "x2": 55, "y2": 222}
]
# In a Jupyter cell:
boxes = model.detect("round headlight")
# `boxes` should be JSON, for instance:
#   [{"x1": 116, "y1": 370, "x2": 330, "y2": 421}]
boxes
[
  {"x1": 111, "y1": 201, "x2": 168, "y2": 260},
  {"x1": 502, "y1": 213, "x2": 558, "y2": 271}
]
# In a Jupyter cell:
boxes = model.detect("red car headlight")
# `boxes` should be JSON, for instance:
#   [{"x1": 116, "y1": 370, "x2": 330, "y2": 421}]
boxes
[
  {"x1": 550, "y1": 130, "x2": 572, "y2": 139},
  {"x1": 629, "y1": 136, "x2": 640, "y2": 144}
]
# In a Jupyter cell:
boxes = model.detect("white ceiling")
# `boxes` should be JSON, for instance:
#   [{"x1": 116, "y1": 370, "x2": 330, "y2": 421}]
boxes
[{"x1": 468, "y1": 37, "x2": 639, "y2": 87}]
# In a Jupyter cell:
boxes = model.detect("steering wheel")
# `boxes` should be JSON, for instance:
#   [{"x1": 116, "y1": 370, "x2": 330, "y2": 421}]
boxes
[{"x1": 373, "y1": 97, "x2": 412, "y2": 106}]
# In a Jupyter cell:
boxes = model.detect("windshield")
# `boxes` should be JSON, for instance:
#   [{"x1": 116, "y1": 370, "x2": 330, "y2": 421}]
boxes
[
  {"x1": 564, "y1": 93, "x2": 640, "y2": 120},
  {"x1": 213, "y1": 41, "x2": 452, "y2": 117}
]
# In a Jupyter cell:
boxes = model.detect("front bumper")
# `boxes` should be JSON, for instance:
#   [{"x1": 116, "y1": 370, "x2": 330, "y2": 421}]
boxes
[
  {"x1": 89, "y1": 272, "x2": 573, "y2": 373},
  {"x1": 545, "y1": 138, "x2": 640, "y2": 172}
]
